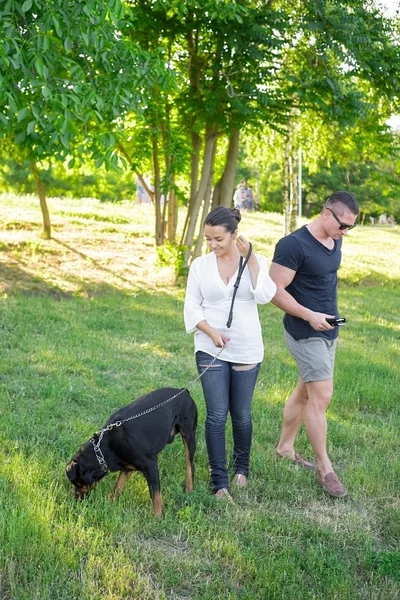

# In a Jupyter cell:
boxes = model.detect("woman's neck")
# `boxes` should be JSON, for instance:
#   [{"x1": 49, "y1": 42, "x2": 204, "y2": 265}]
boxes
[{"x1": 217, "y1": 250, "x2": 239, "y2": 262}]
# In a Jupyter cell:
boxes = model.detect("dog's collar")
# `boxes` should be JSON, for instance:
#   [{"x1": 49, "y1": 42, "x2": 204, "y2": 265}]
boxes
[{"x1": 91, "y1": 433, "x2": 109, "y2": 472}]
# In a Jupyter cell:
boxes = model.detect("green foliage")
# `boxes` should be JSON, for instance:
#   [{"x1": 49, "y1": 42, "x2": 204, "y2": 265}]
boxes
[
  {"x1": 0, "y1": 157, "x2": 137, "y2": 202},
  {"x1": 0, "y1": 0, "x2": 169, "y2": 168},
  {"x1": 157, "y1": 242, "x2": 189, "y2": 278},
  {"x1": 303, "y1": 160, "x2": 400, "y2": 219},
  {"x1": 236, "y1": 122, "x2": 400, "y2": 218}
]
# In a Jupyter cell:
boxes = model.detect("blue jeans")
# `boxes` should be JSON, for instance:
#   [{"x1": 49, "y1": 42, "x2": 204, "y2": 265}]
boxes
[{"x1": 196, "y1": 351, "x2": 261, "y2": 492}]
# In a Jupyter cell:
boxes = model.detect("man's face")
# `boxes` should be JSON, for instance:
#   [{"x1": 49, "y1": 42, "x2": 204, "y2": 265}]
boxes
[{"x1": 325, "y1": 206, "x2": 357, "y2": 239}]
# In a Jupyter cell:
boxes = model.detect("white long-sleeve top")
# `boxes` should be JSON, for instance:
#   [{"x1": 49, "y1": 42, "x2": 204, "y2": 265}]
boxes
[{"x1": 184, "y1": 252, "x2": 277, "y2": 363}]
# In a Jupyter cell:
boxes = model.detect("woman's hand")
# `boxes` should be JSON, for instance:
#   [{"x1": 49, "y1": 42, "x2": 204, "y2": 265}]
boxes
[
  {"x1": 210, "y1": 329, "x2": 231, "y2": 348},
  {"x1": 195, "y1": 321, "x2": 230, "y2": 347},
  {"x1": 236, "y1": 235, "x2": 252, "y2": 258}
]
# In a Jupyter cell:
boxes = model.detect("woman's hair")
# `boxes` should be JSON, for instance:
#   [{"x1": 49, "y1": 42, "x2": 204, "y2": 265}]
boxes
[{"x1": 204, "y1": 207, "x2": 241, "y2": 233}]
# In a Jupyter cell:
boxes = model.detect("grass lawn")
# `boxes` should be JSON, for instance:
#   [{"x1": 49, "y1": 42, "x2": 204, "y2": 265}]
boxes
[{"x1": 0, "y1": 193, "x2": 399, "y2": 600}]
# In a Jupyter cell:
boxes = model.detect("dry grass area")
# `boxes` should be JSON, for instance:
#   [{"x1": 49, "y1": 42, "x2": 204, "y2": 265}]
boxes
[
  {"x1": 0, "y1": 194, "x2": 174, "y2": 297},
  {"x1": 1, "y1": 193, "x2": 399, "y2": 298}
]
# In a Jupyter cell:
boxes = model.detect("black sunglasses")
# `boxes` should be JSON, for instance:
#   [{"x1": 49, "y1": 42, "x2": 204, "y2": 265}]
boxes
[{"x1": 327, "y1": 207, "x2": 356, "y2": 231}]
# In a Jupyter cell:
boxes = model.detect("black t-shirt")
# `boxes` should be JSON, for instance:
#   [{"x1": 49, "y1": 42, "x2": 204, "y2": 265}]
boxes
[{"x1": 272, "y1": 225, "x2": 342, "y2": 340}]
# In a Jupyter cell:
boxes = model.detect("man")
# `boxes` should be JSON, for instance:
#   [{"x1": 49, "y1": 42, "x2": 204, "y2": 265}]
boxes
[{"x1": 269, "y1": 191, "x2": 359, "y2": 498}]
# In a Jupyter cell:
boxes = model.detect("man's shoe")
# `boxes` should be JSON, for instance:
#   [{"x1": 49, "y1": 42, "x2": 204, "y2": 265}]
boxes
[
  {"x1": 215, "y1": 488, "x2": 234, "y2": 502},
  {"x1": 317, "y1": 471, "x2": 347, "y2": 498},
  {"x1": 232, "y1": 474, "x2": 247, "y2": 489}
]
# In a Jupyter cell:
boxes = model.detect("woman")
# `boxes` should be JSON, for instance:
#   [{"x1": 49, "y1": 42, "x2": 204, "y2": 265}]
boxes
[{"x1": 184, "y1": 207, "x2": 276, "y2": 500}]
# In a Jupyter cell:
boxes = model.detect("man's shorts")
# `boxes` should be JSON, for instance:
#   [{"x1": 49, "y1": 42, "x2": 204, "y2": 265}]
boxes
[{"x1": 284, "y1": 330, "x2": 337, "y2": 383}]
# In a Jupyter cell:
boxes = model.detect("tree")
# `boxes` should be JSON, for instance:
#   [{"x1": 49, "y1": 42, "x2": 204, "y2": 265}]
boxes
[
  {"x1": 122, "y1": 0, "x2": 295, "y2": 262},
  {"x1": 272, "y1": 0, "x2": 400, "y2": 230},
  {"x1": 3, "y1": 0, "x2": 399, "y2": 249},
  {"x1": 0, "y1": 0, "x2": 164, "y2": 237}
]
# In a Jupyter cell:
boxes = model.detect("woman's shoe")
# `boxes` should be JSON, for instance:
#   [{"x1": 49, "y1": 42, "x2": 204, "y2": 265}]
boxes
[
  {"x1": 232, "y1": 474, "x2": 247, "y2": 489},
  {"x1": 214, "y1": 488, "x2": 234, "y2": 502}
]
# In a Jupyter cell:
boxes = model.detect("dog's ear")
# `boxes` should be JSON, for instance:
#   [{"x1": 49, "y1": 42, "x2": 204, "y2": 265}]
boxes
[{"x1": 66, "y1": 460, "x2": 79, "y2": 481}]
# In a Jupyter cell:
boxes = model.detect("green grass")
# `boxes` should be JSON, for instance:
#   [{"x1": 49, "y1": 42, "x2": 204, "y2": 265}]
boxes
[{"x1": 0, "y1": 194, "x2": 399, "y2": 599}]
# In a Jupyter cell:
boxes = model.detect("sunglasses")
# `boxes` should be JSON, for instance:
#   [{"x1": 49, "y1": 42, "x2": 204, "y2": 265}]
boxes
[{"x1": 327, "y1": 207, "x2": 356, "y2": 231}]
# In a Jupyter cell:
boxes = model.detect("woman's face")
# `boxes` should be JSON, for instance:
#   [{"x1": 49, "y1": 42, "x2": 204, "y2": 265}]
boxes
[{"x1": 204, "y1": 224, "x2": 237, "y2": 256}]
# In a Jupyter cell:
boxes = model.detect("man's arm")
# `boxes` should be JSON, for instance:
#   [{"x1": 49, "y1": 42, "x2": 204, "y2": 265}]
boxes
[{"x1": 269, "y1": 262, "x2": 335, "y2": 332}]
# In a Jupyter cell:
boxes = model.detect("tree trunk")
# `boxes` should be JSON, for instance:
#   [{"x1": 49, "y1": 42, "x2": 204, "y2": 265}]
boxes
[
  {"x1": 160, "y1": 100, "x2": 177, "y2": 244},
  {"x1": 190, "y1": 131, "x2": 201, "y2": 205},
  {"x1": 152, "y1": 134, "x2": 164, "y2": 246},
  {"x1": 192, "y1": 139, "x2": 218, "y2": 259},
  {"x1": 282, "y1": 134, "x2": 290, "y2": 236},
  {"x1": 180, "y1": 133, "x2": 201, "y2": 246},
  {"x1": 167, "y1": 186, "x2": 178, "y2": 243},
  {"x1": 211, "y1": 128, "x2": 240, "y2": 209},
  {"x1": 31, "y1": 163, "x2": 51, "y2": 239},
  {"x1": 183, "y1": 126, "x2": 219, "y2": 263},
  {"x1": 289, "y1": 136, "x2": 298, "y2": 233}
]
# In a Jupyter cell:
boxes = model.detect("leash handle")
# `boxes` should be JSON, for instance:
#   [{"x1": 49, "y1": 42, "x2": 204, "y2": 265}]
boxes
[{"x1": 226, "y1": 242, "x2": 253, "y2": 330}]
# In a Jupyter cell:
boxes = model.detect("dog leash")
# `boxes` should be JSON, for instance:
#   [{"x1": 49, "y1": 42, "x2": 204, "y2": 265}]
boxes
[{"x1": 92, "y1": 243, "x2": 253, "y2": 472}]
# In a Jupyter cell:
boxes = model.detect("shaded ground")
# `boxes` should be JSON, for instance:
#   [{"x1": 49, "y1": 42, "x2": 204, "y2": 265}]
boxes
[{"x1": 0, "y1": 197, "x2": 174, "y2": 297}]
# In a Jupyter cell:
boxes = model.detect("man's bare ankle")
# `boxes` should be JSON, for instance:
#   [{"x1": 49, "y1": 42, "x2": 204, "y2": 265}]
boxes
[
  {"x1": 316, "y1": 462, "x2": 332, "y2": 478},
  {"x1": 276, "y1": 446, "x2": 295, "y2": 459}
]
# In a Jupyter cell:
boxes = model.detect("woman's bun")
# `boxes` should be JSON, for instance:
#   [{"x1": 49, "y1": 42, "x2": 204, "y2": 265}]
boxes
[{"x1": 230, "y1": 208, "x2": 242, "y2": 224}]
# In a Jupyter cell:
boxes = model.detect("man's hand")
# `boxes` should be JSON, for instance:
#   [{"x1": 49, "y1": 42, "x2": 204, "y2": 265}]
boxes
[{"x1": 307, "y1": 312, "x2": 336, "y2": 331}]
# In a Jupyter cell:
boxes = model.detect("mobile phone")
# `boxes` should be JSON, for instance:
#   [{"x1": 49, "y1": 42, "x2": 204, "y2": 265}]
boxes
[{"x1": 326, "y1": 317, "x2": 346, "y2": 326}]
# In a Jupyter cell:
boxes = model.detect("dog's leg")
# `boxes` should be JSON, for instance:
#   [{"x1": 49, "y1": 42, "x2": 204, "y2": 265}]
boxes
[
  {"x1": 181, "y1": 434, "x2": 195, "y2": 493},
  {"x1": 142, "y1": 460, "x2": 163, "y2": 518},
  {"x1": 178, "y1": 407, "x2": 196, "y2": 494},
  {"x1": 113, "y1": 470, "x2": 134, "y2": 500}
]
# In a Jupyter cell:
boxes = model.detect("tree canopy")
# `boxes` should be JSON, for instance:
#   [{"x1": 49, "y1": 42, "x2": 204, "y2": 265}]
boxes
[{"x1": 1, "y1": 0, "x2": 399, "y2": 246}]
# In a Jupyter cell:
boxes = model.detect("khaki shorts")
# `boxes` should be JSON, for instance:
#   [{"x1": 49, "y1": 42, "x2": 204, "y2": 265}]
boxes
[{"x1": 284, "y1": 330, "x2": 337, "y2": 383}]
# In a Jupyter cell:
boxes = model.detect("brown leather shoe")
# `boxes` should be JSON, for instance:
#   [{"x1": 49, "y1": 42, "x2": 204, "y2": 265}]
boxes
[
  {"x1": 214, "y1": 488, "x2": 234, "y2": 502},
  {"x1": 317, "y1": 471, "x2": 347, "y2": 498},
  {"x1": 232, "y1": 474, "x2": 247, "y2": 489}
]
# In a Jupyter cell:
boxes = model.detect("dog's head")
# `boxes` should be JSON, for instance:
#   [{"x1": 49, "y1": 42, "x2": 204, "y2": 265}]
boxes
[
  {"x1": 66, "y1": 459, "x2": 94, "y2": 500},
  {"x1": 66, "y1": 441, "x2": 107, "y2": 500}
]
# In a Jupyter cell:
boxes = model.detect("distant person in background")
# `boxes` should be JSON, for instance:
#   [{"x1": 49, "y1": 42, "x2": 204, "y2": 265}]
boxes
[
  {"x1": 135, "y1": 177, "x2": 144, "y2": 203},
  {"x1": 244, "y1": 184, "x2": 255, "y2": 211},
  {"x1": 135, "y1": 176, "x2": 153, "y2": 204},
  {"x1": 269, "y1": 191, "x2": 359, "y2": 499},
  {"x1": 233, "y1": 181, "x2": 247, "y2": 210}
]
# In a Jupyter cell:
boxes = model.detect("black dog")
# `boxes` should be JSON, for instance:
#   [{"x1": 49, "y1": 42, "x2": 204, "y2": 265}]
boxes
[{"x1": 66, "y1": 387, "x2": 197, "y2": 517}]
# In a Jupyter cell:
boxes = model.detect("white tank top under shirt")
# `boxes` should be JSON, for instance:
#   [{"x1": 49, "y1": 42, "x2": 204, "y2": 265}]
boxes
[{"x1": 184, "y1": 251, "x2": 276, "y2": 364}]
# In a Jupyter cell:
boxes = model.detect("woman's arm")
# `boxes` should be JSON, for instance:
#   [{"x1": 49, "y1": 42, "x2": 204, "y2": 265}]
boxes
[
  {"x1": 236, "y1": 237, "x2": 276, "y2": 303},
  {"x1": 184, "y1": 258, "x2": 230, "y2": 347}
]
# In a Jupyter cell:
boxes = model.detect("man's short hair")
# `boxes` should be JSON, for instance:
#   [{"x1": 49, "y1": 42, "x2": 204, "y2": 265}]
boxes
[{"x1": 323, "y1": 191, "x2": 359, "y2": 215}]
